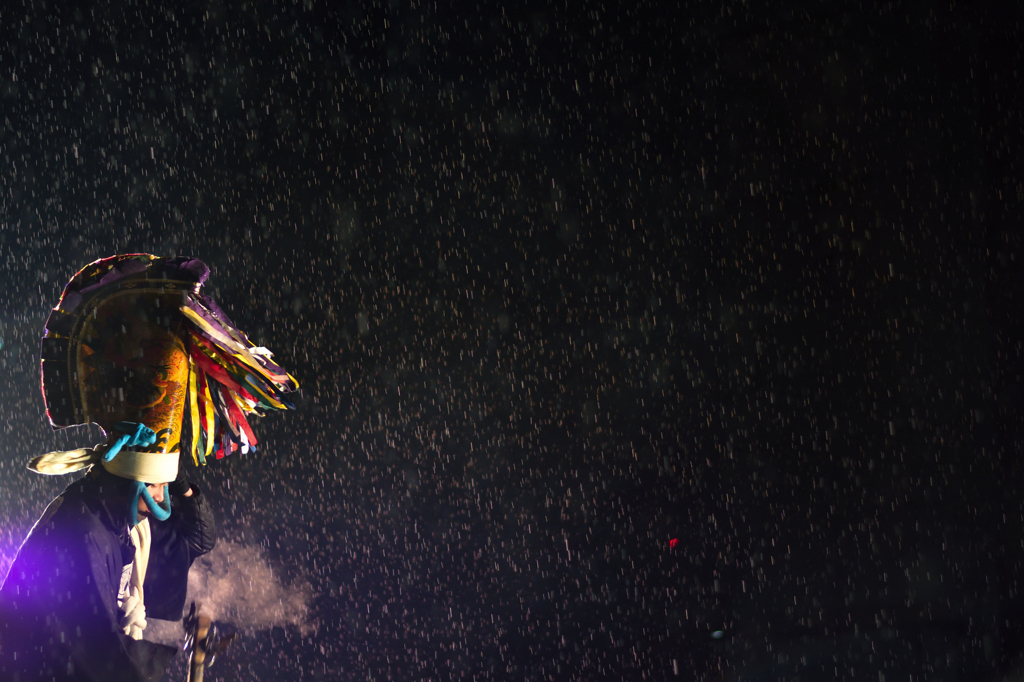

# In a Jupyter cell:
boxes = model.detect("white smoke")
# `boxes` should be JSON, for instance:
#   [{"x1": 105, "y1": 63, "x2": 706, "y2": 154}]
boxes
[{"x1": 145, "y1": 539, "x2": 315, "y2": 645}]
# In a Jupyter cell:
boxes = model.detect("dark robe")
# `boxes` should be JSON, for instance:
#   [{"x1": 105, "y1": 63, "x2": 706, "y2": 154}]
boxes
[{"x1": 0, "y1": 471, "x2": 216, "y2": 682}]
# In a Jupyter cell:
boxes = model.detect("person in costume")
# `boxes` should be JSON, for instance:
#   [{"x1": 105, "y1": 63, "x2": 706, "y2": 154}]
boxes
[{"x1": 0, "y1": 255, "x2": 298, "y2": 682}]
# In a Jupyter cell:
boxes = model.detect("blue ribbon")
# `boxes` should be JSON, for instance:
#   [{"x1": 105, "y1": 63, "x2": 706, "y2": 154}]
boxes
[
  {"x1": 106, "y1": 422, "x2": 172, "y2": 527},
  {"x1": 128, "y1": 481, "x2": 171, "y2": 527},
  {"x1": 104, "y1": 421, "x2": 157, "y2": 462}
]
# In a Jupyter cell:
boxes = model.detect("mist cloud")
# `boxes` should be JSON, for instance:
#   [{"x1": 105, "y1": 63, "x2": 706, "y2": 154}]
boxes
[{"x1": 146, "y1": 539, "x2": 315, "y2": 645}]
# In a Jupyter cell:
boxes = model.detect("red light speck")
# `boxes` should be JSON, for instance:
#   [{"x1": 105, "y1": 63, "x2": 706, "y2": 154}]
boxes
[{"x1": 668, "y1": 538, "x2": 679, "y2": 549}]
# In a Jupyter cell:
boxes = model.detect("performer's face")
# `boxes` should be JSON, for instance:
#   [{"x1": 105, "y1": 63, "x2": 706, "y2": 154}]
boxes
[{"x1": 137, "y1": 482, "x2": 169, "y2": 519}]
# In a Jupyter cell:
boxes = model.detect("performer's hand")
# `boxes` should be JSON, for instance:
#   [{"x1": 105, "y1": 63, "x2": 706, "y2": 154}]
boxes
[{"x1": 169, "y1": 474, "x2": 193, "y2": 498}]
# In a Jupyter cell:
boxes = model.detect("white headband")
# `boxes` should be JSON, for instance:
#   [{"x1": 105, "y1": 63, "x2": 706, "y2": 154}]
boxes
[
  {"x1": 101, "y1": 450, "x2": 180, "y2": 484},
  {"x1": 29, "y1": 447, "x2": 179, "y2": 484}
]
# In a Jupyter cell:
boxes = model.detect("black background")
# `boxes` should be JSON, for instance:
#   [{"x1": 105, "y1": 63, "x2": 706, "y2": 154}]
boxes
[{"x1": 0, "y1": 1, "x2": 1022, "y2": 680}]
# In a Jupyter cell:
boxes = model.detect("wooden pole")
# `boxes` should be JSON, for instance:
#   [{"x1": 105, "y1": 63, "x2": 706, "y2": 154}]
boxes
[{"x1": 186, "y1": 614, "x2": 211, "y2": 682}]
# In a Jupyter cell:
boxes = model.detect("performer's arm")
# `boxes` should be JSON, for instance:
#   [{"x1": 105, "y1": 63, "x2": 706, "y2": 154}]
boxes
[
  {"x1": 167, "y1": 478, "x2": 218, "y2": 559},
  {"x1": 4, "y1": 524, "x2": 177, "y2": 682},
  {"x1": 144, "y1": 478, "x2": 217, "y2": 620}
]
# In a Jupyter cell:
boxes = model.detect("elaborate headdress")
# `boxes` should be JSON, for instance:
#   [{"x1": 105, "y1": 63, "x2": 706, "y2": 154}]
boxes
[{"x1": 31, "y1": 254, "x2": 297, "y2": 523}]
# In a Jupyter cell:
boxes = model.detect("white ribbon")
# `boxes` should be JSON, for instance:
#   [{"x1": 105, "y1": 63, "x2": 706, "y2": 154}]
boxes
[{"x1": 119, "y1": 518, "x2": 152, "y2": 639}]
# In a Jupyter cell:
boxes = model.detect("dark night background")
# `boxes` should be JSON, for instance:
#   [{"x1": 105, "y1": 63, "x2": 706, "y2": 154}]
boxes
[{"x1": 0, "y1": 1, "x2": 1022, "y2": 680}]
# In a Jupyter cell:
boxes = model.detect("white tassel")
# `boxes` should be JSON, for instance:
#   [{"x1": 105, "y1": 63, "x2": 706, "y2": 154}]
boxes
[
  {"x1": 119, "y1": 519, "x2": 152, "y2": 640},
  {"x1": 27, "y1": 448, "x2": 101, "y2": 475}
]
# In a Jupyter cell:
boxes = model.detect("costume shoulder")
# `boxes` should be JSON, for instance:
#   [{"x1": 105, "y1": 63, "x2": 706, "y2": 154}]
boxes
[
  {"x1": 0, "y1": 485, "x2": 175, "y2": 682},
  {"x1": 3, "y1": 485, "x2": 126, "y2": 599}
]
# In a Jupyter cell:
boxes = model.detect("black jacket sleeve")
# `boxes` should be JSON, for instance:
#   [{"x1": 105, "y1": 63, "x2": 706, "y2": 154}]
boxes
[
  {"x1": 170, "y1": 483, "x2": 217, "y2": 559},
  {"x1": 143, "y1": 484, "x2": 217, "y2": 621}
]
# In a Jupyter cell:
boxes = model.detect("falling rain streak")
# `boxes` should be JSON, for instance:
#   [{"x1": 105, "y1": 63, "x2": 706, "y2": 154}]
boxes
[{"x1": 0, "y1": 1, "x2": 1022, "y2": 681}]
